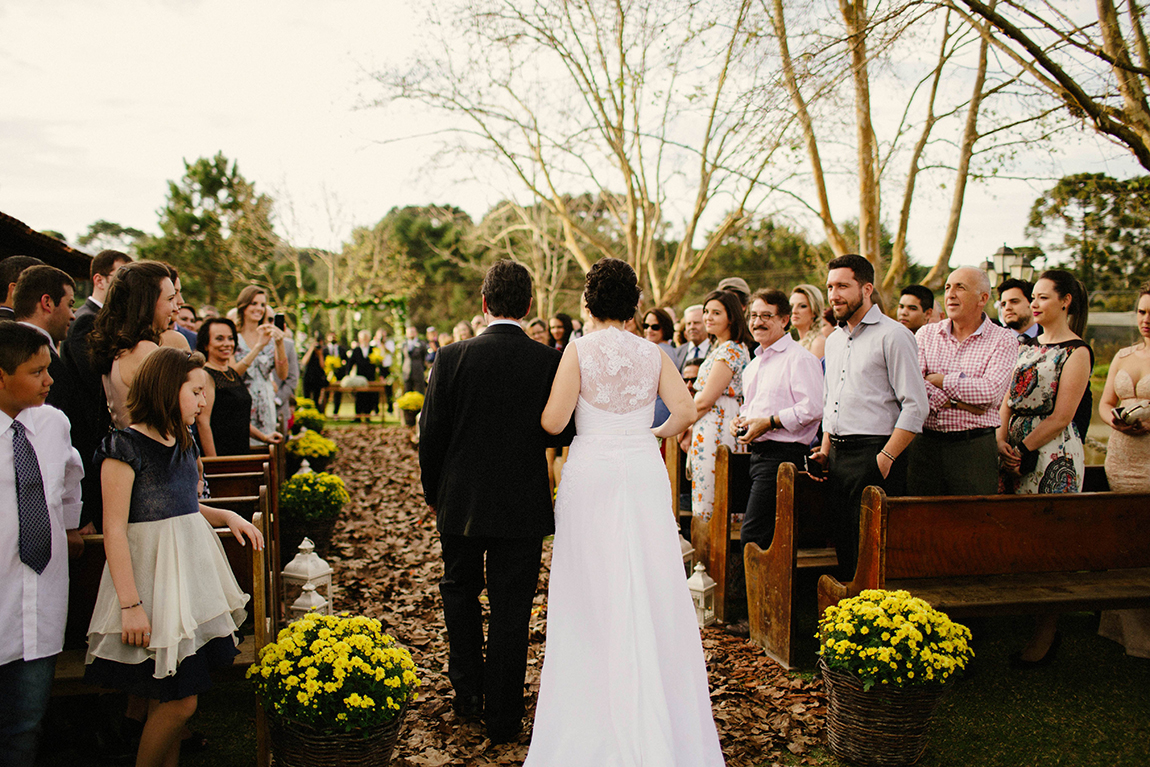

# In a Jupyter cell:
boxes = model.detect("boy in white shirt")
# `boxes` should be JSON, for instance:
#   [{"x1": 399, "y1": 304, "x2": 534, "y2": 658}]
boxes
[{"x1": 0, "y1": 320, "x2": 83, "y2": 766}]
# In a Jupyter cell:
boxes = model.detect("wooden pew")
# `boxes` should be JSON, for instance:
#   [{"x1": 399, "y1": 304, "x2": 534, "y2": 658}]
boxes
[
  {"x1": 743, "y1": 462, "x2": 838, "y2": 669},
  {"x1": 817, "y1": 486, "x2": 1150, "y2": 621},
  {"x1": 202, "y1": 451, "x2": 272, "y2": 477},
  {"x1": 204, "y1": 471, "x2": 265, "y2": 498},
  {"x1": 668, "y1": 443, "x2": 754, "y2": 623}
]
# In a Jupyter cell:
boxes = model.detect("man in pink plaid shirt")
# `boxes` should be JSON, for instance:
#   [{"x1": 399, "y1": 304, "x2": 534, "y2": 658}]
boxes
[{"x1": 906, "y1": 266, "x2": 1019, "y2": 495}]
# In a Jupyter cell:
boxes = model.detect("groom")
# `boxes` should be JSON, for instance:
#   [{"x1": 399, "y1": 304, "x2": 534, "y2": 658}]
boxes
[{"x1": 419, "y1": 260, "x2": 573, "y2": 743}]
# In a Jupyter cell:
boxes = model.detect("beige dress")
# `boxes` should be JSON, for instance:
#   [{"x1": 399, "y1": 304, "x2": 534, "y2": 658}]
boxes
[{"x1": 1100, "y1": 348, "x2": 1150, "y2": 658}]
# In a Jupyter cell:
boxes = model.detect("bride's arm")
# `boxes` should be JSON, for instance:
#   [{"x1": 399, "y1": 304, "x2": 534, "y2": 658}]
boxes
[
  {"x1": 653, "y1": 352, "x2": 696, "y2": 439},
  {"x1": 542, "y1": 345, "x2": 581, "y2": 435}
]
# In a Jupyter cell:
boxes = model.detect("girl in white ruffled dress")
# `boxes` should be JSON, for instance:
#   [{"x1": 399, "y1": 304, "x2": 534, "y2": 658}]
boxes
[{"x1": 85, "y1": 348, "x2": 263, "y2": 767}]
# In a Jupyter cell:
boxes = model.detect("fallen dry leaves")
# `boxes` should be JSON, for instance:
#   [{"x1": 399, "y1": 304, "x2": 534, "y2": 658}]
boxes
[{"x1": 323, "y1": 425, "x2": 825, "y2": 767}]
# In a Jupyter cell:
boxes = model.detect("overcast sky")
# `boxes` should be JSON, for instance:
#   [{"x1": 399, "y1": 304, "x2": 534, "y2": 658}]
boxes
[{"x1": 1, "y1": 0, "x2": 1144, "y2": 273}]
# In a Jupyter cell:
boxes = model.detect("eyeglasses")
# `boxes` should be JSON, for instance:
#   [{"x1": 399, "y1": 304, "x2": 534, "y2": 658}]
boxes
[
  {"x1": 748, "y1": 312, "x2": 779, "y2": 322},
  {"x1": 682, "y1": 376, "x2": 697, "y2": 384},
  {"x1": 642, "y1": 323, "x2": 660, "y2": 330}
]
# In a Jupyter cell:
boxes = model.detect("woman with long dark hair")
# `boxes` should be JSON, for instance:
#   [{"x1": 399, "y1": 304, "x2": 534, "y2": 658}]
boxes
[
  {"x1": 89, "y1": 261, "x2": 183, "y2": 429},
  {"x1": 997, "y1": 268, "x2": 1092, "y2": 665},
  {"x1": 685, "y1": 289, "x2": 752, "y2": 523},
  {"x1": 548, "y1": 312, "x2": 574, "y2": 351}
]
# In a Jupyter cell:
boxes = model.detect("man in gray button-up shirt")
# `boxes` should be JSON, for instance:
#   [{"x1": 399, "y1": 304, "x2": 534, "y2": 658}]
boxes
[{"x1": 809, "y1": 254, "x2": 928, "y2": 576}]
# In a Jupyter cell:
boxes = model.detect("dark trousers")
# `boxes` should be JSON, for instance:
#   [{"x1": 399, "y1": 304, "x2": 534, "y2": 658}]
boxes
[
  {"x1": 0, "y1": 654, "x2": 57, "y2": 767},
  {"x1": 438, "y1": 534, "x2": 543, "y2": 733},
  {"x1": 828, "y1": 436, "x2": 908, "y2": 578},
  {"x1": 741, "y1": 441, "x2": 810, "y2": 551},
  {"x1": 906, "y1": 429, "x2": 998, "y2": 496}
]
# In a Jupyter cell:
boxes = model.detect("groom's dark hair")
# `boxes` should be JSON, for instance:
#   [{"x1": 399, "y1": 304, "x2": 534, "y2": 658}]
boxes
[{"x1": 482, "y1": 260, "x2": 533, "y2": 319}]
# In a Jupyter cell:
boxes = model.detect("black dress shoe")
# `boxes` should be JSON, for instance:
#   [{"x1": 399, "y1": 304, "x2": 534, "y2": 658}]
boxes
[
  {"x1": 486, "y1": 724, "x2": 522, "y2": 744},
  {"x1": 453, "y1": 694, "x2": 483, "y2": 718},
  {"x1": 1009, "y1": 631, "x2": 1062, "y2": 669}
]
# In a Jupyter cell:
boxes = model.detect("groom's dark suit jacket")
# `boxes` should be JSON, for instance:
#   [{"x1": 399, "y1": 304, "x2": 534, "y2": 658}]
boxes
[{"x1": 419, "y1": 322, "x2": 571, "y2": 539}]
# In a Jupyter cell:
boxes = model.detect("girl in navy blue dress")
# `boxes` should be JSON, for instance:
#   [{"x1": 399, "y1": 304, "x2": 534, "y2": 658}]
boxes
[{"x1": 85, "y1": 348, "x2": 264, "y2": 767}]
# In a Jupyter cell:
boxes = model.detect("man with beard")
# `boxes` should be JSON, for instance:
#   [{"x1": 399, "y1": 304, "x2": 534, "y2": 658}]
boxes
[
  {"x1": 997, "y1": 278, "x2": 1039, "y2": 341},
  {"x1": 808, "y1": 255, "x2": 927, "y2": 577}
]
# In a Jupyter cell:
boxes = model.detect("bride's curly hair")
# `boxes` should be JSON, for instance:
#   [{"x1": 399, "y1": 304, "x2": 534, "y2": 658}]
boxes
[{"x1": 585, "y1": 258, "x2": 641, "y2": 321}]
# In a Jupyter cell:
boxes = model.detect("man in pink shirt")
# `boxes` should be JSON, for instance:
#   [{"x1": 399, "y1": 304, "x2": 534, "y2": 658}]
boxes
[
  {"x1": 729, "y1": 289, "x2": 823, "y2": 551},
  {"x1": 907, "y1": 266, "x2": 1019, "y2": 495}
]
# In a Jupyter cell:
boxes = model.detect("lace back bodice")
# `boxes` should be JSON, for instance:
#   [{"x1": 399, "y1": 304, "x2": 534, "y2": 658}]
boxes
[{"x1": 573, "y1": 327, "x2": 662, "y2": 434}]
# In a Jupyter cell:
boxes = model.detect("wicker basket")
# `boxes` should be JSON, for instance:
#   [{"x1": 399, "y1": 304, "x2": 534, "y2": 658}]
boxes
[
  {"x1": 819, "y1": 658, "x2": 949, "y2": 767},
  {"x1": 268, "y1": 702, "x2": 410, "y2": 767}
]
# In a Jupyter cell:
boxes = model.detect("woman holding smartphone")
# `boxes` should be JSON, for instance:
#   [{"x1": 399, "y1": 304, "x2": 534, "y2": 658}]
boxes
[{"x1": 234, "y1": 286, "x2": 287, "y2": 446}]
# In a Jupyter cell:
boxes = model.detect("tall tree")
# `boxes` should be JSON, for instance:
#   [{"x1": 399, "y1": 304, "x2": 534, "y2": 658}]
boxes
[
  {"x1": 77, "y1": 220, "x2": 147, "y2": 256},
  {"x1": 142, "y1": 152, "x2": 282, "y2": 305},
  {"x1": 375, "y1": 0, "x2": 789, "y2": 307},
  {"x1": 1026, "y1": 172, "x2": 1150, "y2": 292},
  {"x1": 766, "y1": 0, "x2": 1061, "y2": 292}
]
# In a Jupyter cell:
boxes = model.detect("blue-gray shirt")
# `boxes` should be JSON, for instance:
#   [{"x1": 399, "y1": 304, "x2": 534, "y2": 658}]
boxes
[{"x1": 823, "y1": 304, "x2": 928, "y2": 437}]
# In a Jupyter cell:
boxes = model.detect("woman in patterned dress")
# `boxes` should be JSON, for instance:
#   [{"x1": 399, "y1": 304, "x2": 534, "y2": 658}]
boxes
[
  {"x1": 233, "y1": 286, "x2": 287, "y2": 448},
  {"x1": 686, "y1": 290, "x2": 752, "y2": 530},
  {"x1": 997, "y1": 269, "x2": 1092, "y2": 664}
]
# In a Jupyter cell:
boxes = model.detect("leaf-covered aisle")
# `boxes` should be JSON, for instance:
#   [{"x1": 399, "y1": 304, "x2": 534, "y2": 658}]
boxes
[{"x1": 326, "y1": 425, "x2": 825, "y2": 767}]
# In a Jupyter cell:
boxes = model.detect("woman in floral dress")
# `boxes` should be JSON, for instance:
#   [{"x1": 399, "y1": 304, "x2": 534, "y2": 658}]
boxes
[
  {"x1": 997, "y1": 269, "x2": 1092, "y2": 664},
  {"x1": 234, "y1": 286, "x2": 288, "y2": 447},
  {"x1": 686, "y1": 290, "x2": 752, "y2": 524}
]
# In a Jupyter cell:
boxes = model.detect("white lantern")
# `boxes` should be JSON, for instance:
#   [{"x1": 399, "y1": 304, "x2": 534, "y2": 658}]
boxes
[
  {"x1": 686, "y1": 562, "x2": 716, "y2": 628},
  {"x1": 679, "y1": 534, "x2": 695, "y2": 579},
  {"x1": 288, "y1": 581, "x2": 328, "y2": 620},
  {"x1": 282, "y1": 537, "x2": 334, "y2": 615}
]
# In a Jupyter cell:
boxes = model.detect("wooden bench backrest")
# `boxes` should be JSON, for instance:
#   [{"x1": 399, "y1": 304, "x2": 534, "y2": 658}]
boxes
[
  {"x1": 206, "y1": 471, "x2": 264, "y2": 499},
  {"x1": 203, "y1": 451, "x2": 273, "y2": 476},
  {"x1": 880, "y1": 491, "x2": 1150, "y2": 580}
]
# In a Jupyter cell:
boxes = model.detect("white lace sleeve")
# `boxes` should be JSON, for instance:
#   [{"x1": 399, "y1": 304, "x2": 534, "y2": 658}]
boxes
[{"x1": 575, "y1": 328, "x2": 662, "y2": 414}]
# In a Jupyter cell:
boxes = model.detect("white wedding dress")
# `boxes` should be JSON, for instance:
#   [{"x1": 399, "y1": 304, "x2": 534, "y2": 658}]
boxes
[{"x1": 525, "y1": 327, "x2": 725, "y2": 766}]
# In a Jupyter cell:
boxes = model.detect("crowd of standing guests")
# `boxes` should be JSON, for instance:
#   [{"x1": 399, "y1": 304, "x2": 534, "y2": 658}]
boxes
[
  {"x1": 507, "y1": 256, "x2": 1149, "y2": 666},
  {"x1": 0, "y1": 250, "x2": 280, "y2": 767}
]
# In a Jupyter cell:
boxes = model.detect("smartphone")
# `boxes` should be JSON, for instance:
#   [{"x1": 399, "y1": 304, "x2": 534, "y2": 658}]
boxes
[
  {"x1": 273, "y1": 313, "x2": 285, "y2": 331},
  {"x1": 805, "y1": 454, "x2": 825, "y2": 479}
]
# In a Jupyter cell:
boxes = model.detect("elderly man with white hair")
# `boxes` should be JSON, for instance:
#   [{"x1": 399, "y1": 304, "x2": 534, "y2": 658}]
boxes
[
  {"x1": 673, "y1": 304, "x2": 710, "y2": 371},
  {"x1": 907, "y1": 266, "x2": 1019, "y2": 495}
]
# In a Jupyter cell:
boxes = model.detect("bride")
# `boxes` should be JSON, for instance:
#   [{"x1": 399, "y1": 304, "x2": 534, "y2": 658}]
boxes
[{"x1": 525, "y1": 258, "x2": 725, "y2": 765}]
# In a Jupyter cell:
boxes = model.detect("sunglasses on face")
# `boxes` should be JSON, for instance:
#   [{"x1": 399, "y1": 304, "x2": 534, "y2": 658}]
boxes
[
  {"x1": 682, "y1": 376, "x2": 697, "y2": 384},
  {"x1": 642, "y1": 323, "x2": 660, "y2": 330}
]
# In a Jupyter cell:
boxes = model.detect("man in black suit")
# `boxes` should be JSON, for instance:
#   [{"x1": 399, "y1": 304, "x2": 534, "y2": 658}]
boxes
[
  {"x1": 419, "y1": 260, "x2": 572, "y2": 743},
  {"x1": 60, "y1": 251, "x2": 130, "y2": 530}
]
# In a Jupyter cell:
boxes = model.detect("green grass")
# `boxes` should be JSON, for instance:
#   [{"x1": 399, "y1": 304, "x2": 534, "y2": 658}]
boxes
[{"x1": 771, "y1": 611, "x2": 1150, "y2": 767}]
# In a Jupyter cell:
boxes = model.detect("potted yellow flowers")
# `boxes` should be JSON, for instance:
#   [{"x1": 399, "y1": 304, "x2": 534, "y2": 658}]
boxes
[
  {"x1": 279, "y1": 471, "x2": 349, "y2": 557},
  {"x1": 248, "y1": 613, "x2": 420, "y2": 766},
  {"x1": 285, "y1": 430, "x2": 338, "y2": 474},
  {"x1": 817, "y1": 589, "x2": 974, "y2": 766}
]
